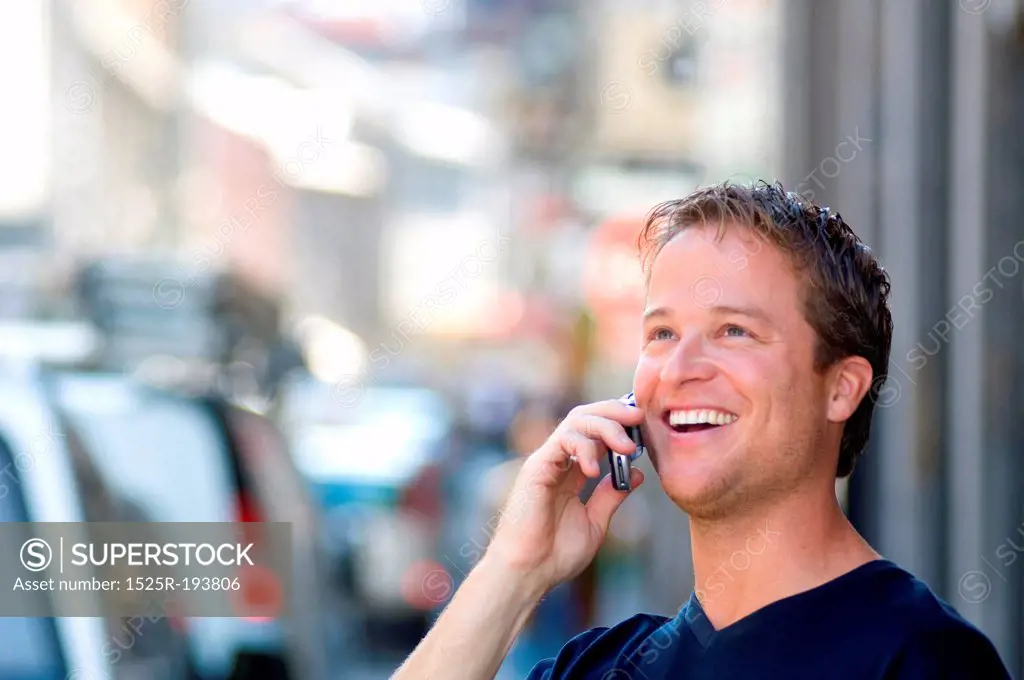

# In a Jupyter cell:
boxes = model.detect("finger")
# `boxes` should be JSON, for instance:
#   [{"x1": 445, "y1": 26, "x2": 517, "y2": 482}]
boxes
[
  {"x1": 526, "y1": 434, "x2": 600, "y2": 493},
  {"x1": 569, "y1": 459, "x2": 591, "y2": 496},
  {"x1": 523, "y1": 433, "x2": 588, "y2": 489},
  {"x1": 568, "y1": 399, "x2": 646, "y2": 426},
  {"x1": 528, "y1": 407, "x2": 640, "y2": 476},
  {"x1": 585, "y1": 469, "x2": 644, "y2": 536},
  {"x1": 562, "y1": 432, "x2": 603, "y2": 478},
  {"x1": 529, "y1": 418, "x2": 618, "y2": 475},
  {"x1": 575, "y1": 414, "x2": 638, "y2": 455}
]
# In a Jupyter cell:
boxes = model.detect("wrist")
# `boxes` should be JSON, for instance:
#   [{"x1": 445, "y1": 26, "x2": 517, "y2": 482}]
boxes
[{"x1": 476, "y1": 551, "x2": 551, "y2": 610}]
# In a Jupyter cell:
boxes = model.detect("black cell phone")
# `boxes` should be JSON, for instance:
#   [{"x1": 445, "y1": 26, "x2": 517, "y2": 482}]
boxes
[{"x1": 610, "y1": 392, "x2": 646, "y2": 492}]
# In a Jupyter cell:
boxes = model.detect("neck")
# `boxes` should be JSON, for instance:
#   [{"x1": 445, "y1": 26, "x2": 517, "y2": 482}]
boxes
[{"x1": 688, "y1": 479, "x2": 879, "y2": 630}]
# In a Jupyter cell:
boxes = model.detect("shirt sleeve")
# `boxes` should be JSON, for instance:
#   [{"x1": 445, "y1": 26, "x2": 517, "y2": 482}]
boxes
[
  {"x1": 524, "y1": 626, "x2": 610, "y2": 680},
  {"x1": 884, "y1": 623, "x2": 1012, "y2": 680}
]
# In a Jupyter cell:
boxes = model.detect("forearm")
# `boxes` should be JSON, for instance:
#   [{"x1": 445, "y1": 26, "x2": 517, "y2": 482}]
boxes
[{"x1": 391, "y1": 555, "x2": 548, "y2": 680}]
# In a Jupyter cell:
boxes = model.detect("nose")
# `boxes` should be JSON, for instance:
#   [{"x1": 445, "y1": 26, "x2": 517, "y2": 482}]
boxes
[{"x1": 658, "y1": 330, "x2": 716, "y2": 386}]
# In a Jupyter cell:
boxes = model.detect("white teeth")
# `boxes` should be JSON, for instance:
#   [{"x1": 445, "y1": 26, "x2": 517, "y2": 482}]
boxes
[{"x1": 668, "y1": 409, "x2": 738, "y2": 426}]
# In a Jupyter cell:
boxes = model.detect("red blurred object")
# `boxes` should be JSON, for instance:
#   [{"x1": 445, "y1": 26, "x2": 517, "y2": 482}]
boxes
[
  {"x1": 165, "y1": 599, "x2": 187, "y2": 633},
  {"x1": 236, "y1": 492, "x2": 262, "y2": 525},
  {"x1": 528, "y1": 193, "x2": 569, "y2": 233},
  {"x1": 304, "y1": 18, "x2": 391, "y2": 48},
  {"x1": 235, "y1": 492, "x2": 268, "y2": 581},
  {"x1": 193, "y1": 117, "x2": 291, "y2": 297},
  {"x1": 282, "y1": 2, "x2": 408, "y2": 52},
  {"x1": 582, "y1": 215, "x2": 647, "y2": 366},
  {"x1": 400, "y1": 560, "x2": 451, "y2": 611},
  {"x1": 232, "y1": 564, "x2": 285, "y2": 621},
  {"x1": 399, "y1": 462, "x2": 443, "y2": 531},
  {"x1": 511, "y1": 293, "x2": 558, "y2": 338}
]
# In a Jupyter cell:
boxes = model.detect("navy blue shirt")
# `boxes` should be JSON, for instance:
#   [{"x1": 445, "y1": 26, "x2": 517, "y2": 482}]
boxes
[{"x1": 527, "y1": 559, "x2": 1011, "y2": 679}]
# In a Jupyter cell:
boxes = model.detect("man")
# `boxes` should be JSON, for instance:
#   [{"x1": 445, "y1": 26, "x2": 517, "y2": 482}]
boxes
[{"x1": 392, "y1": 181, "x2": 1011, "y2": 679}]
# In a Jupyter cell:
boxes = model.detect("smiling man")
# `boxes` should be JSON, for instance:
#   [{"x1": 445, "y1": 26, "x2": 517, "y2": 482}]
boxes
[{"x1": 391, "y1": 181, "x2": 1011, "y2": 679}]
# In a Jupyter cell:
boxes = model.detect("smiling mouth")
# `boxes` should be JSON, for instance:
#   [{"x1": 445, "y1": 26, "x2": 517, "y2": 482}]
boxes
[
  {"x1": 665, "y1": 409, "x2": 739, "y2": 434},
  {"x1": 672, "y1": 423, "x2": 719, "y2": 434}
]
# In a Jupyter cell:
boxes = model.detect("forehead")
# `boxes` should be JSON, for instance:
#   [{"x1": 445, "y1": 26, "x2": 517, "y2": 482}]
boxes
[{"x1": 646, "y1": 224, "x2": 803, "y2": 311}]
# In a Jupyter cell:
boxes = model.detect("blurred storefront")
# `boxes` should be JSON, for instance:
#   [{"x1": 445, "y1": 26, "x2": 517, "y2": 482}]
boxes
[
  {"x1": 179, "y1": 10, "x2": 396, "y2": 344},
  {"x1": 50, "y1": 0, "x2": 188, "y2": 255},
  {"x1": 182, "y1": 71, "x2": 388, "y2": 338}
]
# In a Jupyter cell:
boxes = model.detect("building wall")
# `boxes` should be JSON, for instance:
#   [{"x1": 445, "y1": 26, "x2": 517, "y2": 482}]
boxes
[{"x1": 784, "y1": 1, "x2": 1024, "y2": 674}]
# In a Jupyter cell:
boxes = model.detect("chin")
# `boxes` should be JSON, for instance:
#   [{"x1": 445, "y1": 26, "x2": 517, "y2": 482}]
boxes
[{"x1": 656, "y1": 461, "x2": 746, "y2": 520}]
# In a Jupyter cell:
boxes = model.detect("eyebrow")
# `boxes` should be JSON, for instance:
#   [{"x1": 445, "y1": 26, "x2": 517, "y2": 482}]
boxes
[
  {"x1": 642, "y1": 307, "x2": 673, "y2": 322},
  {"x1": 642, "y1": 304, "x2": 776, "y2": 327}
]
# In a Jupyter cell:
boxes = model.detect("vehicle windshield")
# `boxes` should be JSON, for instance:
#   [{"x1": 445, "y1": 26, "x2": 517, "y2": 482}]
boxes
[
  {"x1": 51, "y1": 374, "x2": 238, "y2": 523},
  {"x1": 0, "y1": 434, "x2": 68, "y2": 680}
]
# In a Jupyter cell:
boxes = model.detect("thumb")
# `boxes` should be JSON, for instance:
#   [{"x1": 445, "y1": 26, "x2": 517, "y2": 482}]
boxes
[{"x1": 585, "y1": 469, "x2": 644, "y2": 536}]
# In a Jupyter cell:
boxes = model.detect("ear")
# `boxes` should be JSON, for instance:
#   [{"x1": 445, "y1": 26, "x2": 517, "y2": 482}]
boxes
[{"x1": 827, "y1": 356, "x2": 873, "y2": 424}]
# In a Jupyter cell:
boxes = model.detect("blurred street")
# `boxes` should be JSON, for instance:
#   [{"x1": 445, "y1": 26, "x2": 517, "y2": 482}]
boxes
[{"x1": 0, "y1": 0, "x2": 1023, "y2": 678}]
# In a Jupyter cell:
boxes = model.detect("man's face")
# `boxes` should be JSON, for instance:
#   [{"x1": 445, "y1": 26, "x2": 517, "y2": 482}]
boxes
[{"x1": 633, "y1": 224, "x2": 832, "y2": 519}]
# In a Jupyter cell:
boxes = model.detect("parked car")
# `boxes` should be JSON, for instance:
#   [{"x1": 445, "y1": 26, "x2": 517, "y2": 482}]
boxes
[
  {"x1": 200, "y1": 394, "x2": 340, "y2": 680},
  {"x1": 279, "y1": 375, "x2": 453, "y2": 650},
  {"x1": 0, "y1": 364, "x2": 193, "y2": 680},
  {"x1": 47, "y1": 370, "x2": 335, "y2": 680}
]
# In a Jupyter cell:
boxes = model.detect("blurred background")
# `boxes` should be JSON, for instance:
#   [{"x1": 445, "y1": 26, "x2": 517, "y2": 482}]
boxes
[{"x1": 0, "y1": 0, "x2": 1022, "y2": 678}]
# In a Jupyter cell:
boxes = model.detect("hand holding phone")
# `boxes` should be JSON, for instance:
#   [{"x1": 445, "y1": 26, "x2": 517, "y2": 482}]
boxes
[
  {"x1": 481, "y1": 397, "x2": 644, "y2": 591},
  {"x1": 609, "y1": 392, "x2": 646, "y2": 491}
]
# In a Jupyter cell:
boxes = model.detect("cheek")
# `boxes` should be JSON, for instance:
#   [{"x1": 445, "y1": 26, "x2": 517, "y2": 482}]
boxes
[
  {"x1": 754, "y1": 363, "x2": 810, "y2": 427},
  {"x1": 632, "y1": 354, "x2": 661, "y2": 406},
  {"x1": 715, "y1": 353, "x2": 772, "y2": 400}
]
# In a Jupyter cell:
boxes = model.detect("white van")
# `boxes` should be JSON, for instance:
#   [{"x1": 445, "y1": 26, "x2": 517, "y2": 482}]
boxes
[{"x1": 0, "y1": 366, "x2": 192, "y2": 680}]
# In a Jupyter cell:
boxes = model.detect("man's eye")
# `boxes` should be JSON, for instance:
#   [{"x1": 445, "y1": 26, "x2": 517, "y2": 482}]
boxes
[
  {"x1": 649, "y1": 327, "x2": 675, "y2": 341},
  {"x1": 723, "y1": 324, "x2": 750, "y2": 338}
]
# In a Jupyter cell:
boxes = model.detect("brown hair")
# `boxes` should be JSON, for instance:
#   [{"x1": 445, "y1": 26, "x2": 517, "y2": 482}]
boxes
[{"x1": 637, "y1": 180, "x2": 893, "y2": 478}]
